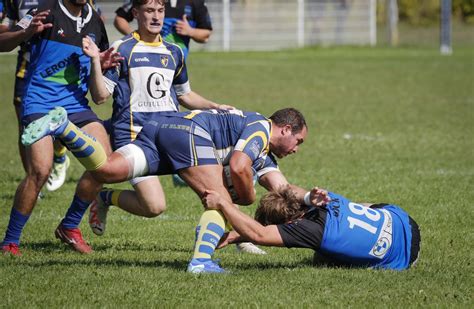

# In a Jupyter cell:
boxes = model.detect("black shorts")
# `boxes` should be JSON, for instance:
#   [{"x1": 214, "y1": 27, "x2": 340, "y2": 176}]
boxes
[
  {"x1": 408, "y1": 216, "x2": 421, "y2": 267},
  {"x1": 372, "y1": 203, "x2": 421, "y2": 268},
  {"x1": 22, "y1": 110, "x2": 101, "y2": 128}
]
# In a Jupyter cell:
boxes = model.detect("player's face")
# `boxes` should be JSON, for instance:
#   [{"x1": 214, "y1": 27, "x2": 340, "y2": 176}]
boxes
[
  {"x1": 272, "y1": 125, "x2": 307, "y2": 159},
  {"x1": 134, "y1": 1, "x2": 165, "y2": 37}
]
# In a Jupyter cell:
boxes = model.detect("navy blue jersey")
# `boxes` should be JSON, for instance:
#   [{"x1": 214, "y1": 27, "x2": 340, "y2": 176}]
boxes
[
  {"x1": 103, "y1": 32, "x2": 189, "y2": 149},
  {"x1": 13, "y1": 0, "x2": 108, "y2": 117},
  {"x1": 115, "y1": 0, "x2": 212, "y2": 58},
  {"x1": 133, "y1": 109, "x2": 279, "y2": 177},
  {"x1": 278, "y1": 192, "x2": 413, "y2": 270}
]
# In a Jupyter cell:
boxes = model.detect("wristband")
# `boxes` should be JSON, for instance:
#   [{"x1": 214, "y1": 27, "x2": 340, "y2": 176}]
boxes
[{"x1": 304, "y1": 192, "x2": 312, "y2": 206}]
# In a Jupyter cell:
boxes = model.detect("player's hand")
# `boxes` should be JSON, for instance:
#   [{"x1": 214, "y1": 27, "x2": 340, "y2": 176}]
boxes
[
  {"x1": 217, "y1": 104, "x2": 236, "y2": 110},
  {"x1": 216, "y1": 232, "x2": 231, "y2": 249},
  {"x1": 201, "y1": 189, "x2": 224, "y2": 210},
  {"x1": 25, "y1": 10, "x2": 52, "y2": 36},
  {"x1": 99, "y1": 47, "x2": 123, "y2": 70},
  {"x1": 309, "y1": 187, "x2": 331, "y2": 206},
  {"x1": 82, "y1": 35, "x2": 100, "y2": 59},
  {"x1": 175, "y1": 14, "x2": 193, "y2": 37}
]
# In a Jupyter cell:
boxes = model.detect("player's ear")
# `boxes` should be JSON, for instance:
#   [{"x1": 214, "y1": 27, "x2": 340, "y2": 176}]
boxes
[{"x1": 132, "y1": 7, "x2": 138, "y2": 19}]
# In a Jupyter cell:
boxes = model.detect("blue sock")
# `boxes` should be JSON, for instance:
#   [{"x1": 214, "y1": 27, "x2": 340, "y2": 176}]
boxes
[
  {"x1": 99, "y1": 190, "x2": 113, "y2": 206},
  {"x1": 2, "y1": 208, "x2": 30, "y2": 245},
  {"x1": 61, "y1": 195, "x2": 90, "y2": 229}
]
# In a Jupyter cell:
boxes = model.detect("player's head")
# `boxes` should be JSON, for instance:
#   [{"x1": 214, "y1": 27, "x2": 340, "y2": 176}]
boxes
[
  {"x1": 132, "y1": 0, "x2": 166, "y2": 38},
  {"x1": 255, "y1": 185, "x2": 306, "y2": 225},
  {"x1": 269, "y1": 108, "x2": 308, "y2": 158}
]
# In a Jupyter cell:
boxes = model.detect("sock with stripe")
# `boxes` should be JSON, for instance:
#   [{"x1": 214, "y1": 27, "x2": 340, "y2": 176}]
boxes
[
  {"x1": 192, "y1": 210, "x2": 226, "y2": 261},
  {"x1": 58, "y1": 122, "x2": 106, "y2": 171}
]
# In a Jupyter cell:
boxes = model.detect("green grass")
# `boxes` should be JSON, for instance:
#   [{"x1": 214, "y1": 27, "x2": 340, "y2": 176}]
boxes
[{"x1": 0, "y1": 45, "x2": 473, "y2": 307}]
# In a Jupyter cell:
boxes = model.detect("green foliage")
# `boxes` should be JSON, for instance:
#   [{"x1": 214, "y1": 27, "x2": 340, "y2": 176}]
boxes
[
  {"x1": 0, "y1": 44, "x2": 473, "y2": 306},
  {"x1": 378, "y1": 0, "x2": 474, "y2": 24}
]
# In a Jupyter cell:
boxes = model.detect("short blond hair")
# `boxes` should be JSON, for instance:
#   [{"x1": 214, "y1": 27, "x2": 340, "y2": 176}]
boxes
[{"x1": 255, "y1": 185, "x2": 306, "y2": 225}]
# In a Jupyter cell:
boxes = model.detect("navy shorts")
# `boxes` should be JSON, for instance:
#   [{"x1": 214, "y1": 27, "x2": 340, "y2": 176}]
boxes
[
  {"x1": 22, "y1": 110, "x2": 101, "y2": 128},
  {"x1": 133, "y1": 117, "x2": 219, "y2": 175}
]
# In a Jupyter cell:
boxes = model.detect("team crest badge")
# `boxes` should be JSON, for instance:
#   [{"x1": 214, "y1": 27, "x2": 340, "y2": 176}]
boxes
[{"x1": 161, "y1": 56, "x2": 169, "y2": 67}]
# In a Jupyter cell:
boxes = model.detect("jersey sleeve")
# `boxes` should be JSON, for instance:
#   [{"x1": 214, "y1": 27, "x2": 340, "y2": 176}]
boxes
[
  {"x1": 171, "y1": 45, "x2": 190, "y2": 96},
  {"x1": 97, "y1": 18, "x2": 109, "y2": 51},
  {"x1": 193, "y1": 0, "x2": 213, "y2": 30},
  {"x1": 115, "y1": 0, "x2": 134, "y2": 22},
  {"x1": 255, "y1": 153, "x2": 279, "y2": 178},
  {"x1": 234, "y1": 121, "x2": 270, "y2": 163},
  {"x1": 277, "y1": 215, "x2": 324, "y2": 250}
]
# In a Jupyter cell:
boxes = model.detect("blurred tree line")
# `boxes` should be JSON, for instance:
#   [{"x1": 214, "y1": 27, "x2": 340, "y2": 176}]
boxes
[{"x1": 378, "y1": 0, "x2": 474, "y2": 24}]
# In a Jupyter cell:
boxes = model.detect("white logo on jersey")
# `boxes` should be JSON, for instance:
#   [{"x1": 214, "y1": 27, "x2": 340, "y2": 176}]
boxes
[
  {"x1": 369, "y1": 210, "x2": 393, "y2": 259},
  {"x1": 135, "y1": 57, "x2": 150, "y2": 63}
]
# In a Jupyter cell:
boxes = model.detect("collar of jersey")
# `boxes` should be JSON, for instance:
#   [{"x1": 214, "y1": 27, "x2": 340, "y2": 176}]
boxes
[
  {"x1": 132, "y1": 32, "x2": 163, "y2": 47},
  {"x1": 59, "y1": 0, "x2": 92, "y2": 25}
]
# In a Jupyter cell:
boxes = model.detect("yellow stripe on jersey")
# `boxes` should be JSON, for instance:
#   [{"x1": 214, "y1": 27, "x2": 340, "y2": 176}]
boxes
[
  {"x1": 191, "y1": 130, "x2": 198, "y2": 166},
  {"x1": 184, "y1": 110, "x2": 203, "y2": 119},
  {"x1": 239, "y1": 131, "x2": 269, "y2": 153},
  {"x1": 132, "y1": 32, "x2": 163, "y2": 47}
]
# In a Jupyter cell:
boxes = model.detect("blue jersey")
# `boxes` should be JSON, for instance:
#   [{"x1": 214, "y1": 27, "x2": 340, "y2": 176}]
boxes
[
  {"x1": 104, "y1": 32, "x2": 189, "y2": 150},
  {"x1": 320, "y1": 192, "x2": 412, "y2": 270},
  {"x1": 133, "y1": 109, "x2": 279, "y2": 177},
  {"x1": 14, "y1": 0, "x2": 108, "y2": 117},
  {"x1": 278, "y1": 192, "x2": 413, "y2": 270}
]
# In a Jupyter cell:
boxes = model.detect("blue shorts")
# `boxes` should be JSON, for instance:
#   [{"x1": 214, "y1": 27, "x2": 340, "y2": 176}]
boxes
[
  {"x1": 133, "y1": 117, "x2": 220, "y2": 175},
  {"x1": 22, "y1": 110, "x2": 101, "y2": 128}
]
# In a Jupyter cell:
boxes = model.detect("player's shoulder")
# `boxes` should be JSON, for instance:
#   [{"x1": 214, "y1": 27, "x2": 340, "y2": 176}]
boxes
[
  {"x1": 112, "y1": 33, "x2": 138, "y2": 54},
  {"x1": 163, "y1": 40, "x2": 185, "y2": 57}
]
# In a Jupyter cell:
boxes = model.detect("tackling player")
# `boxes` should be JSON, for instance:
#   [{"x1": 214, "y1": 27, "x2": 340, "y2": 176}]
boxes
[
  {"x1": 21, "y1": 107, "x2": 308, "y2": 272},
  {"x1": 202, "y1": 186, "x2": 421, "y2": 271}
]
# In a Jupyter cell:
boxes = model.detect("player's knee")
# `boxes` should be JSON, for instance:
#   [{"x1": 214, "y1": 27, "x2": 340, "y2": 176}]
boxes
[
  {"x1": 27, "y1": 168, "x2": 50, "y2": 188},
  {"x1": 142, "y1": 200, "x2": 166, "y2": 218}
]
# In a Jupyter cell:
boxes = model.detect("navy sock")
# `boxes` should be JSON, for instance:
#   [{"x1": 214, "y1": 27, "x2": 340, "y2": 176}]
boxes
[
  {"x1": 2, "y1": 208, "x2": 30, "y2": 245},
  {"x1": 61, "y1": 195, "x2": 90, "y2": 229},
  {"x1": 53, "y1": 154, "x2": 66, "y2": 164}
]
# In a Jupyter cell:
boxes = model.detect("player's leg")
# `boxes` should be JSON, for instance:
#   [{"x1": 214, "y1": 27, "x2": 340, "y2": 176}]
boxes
[
  {"x1": 55, "y1": 119, "x2": 112, "y2": 253},
  {"x1": 178, "y1": 165, "x2": 231, "y2": 273},
  {"x1": 1, "y1": 136, "x2": 54, "y2": 255},
  {"x1": 89, "y1": 176, "x2": 166, "y2": 236}
]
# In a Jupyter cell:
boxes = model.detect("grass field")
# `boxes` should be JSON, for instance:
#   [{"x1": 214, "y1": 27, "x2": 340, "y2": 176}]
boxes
[{"x1": 0, "y1": 44, "x2": 473, "y2": 307}]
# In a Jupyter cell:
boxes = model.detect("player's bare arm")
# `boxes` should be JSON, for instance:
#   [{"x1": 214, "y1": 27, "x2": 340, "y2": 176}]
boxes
[
  {"x1": 227, "y1": 151, "x2": 256, "y2": 205},
  {"x1": 175, "y1": 14, "x2": 212, "y2": 43},
  {"x1": 0, "y1": 10, "x2": 51, "y2": 52},
  {"x1": 178, "y1": 91, "x2": 234, "y2": 110},
  {"x1": 82, "y1": 36, "x2": 112, "y2": 104},
  {"x1": 202, "y1": 190, "x2": 284, "y2": 246}
]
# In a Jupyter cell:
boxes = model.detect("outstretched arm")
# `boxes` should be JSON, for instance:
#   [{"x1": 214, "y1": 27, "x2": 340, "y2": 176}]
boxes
[
  {"x1": 82, "y1": 35, "x2": 112, "y2": 104},
  {"x1": 202, "y1": 190, "x2": 284, "y2": 247},
  {"x1": 0, "y1": 10, "x2": 51, "y2": 52},
  {"x1": 178, "y1": 91, "x2": 234, "y2": 110}
]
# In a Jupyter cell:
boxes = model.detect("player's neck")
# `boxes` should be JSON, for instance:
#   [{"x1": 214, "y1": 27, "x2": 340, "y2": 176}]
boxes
[
  {"x1": 63, "y1": 0, "x2": 84, "y2": 17},
  {"x1": 137, "y1": 30, "x2": 162, "y2": 44}
]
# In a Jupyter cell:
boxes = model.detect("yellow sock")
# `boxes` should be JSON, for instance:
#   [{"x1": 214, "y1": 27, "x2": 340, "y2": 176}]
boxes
[
  {"x1": 192, "y1": 210, "x2": 226, "y2": 260},
  {"x1": 59, "y1": 122, "x2": 107, "y2": 170},
  {"x1": 53, "y1": 143, "x2": 67, "y2": 158}
]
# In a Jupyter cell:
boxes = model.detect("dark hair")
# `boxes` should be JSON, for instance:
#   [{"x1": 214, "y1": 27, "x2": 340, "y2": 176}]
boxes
[
  {"x1": 255, "y1": 185, "x2": 306, "y2": 225},
  {"x1": 269, "y1": 108, "x2": 307, "y2": 134},
  {"x1": 132, "y1": 0, "x2": 166, "y2": 8}
]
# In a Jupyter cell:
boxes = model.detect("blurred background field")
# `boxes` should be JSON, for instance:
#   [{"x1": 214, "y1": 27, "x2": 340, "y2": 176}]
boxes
[{"x1": 0, "y1": 1, "x2": 473, "y2": 307}]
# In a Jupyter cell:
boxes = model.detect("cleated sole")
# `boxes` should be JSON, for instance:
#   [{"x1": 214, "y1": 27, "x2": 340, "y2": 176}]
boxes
[{"x1": 22, "y1": 107, "x2": 67, "y2": 146}]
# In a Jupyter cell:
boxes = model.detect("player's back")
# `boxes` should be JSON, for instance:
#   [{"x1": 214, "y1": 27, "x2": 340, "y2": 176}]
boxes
[{"x1": 320, "y1": 192, "x2": 412, "y2": 270}]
